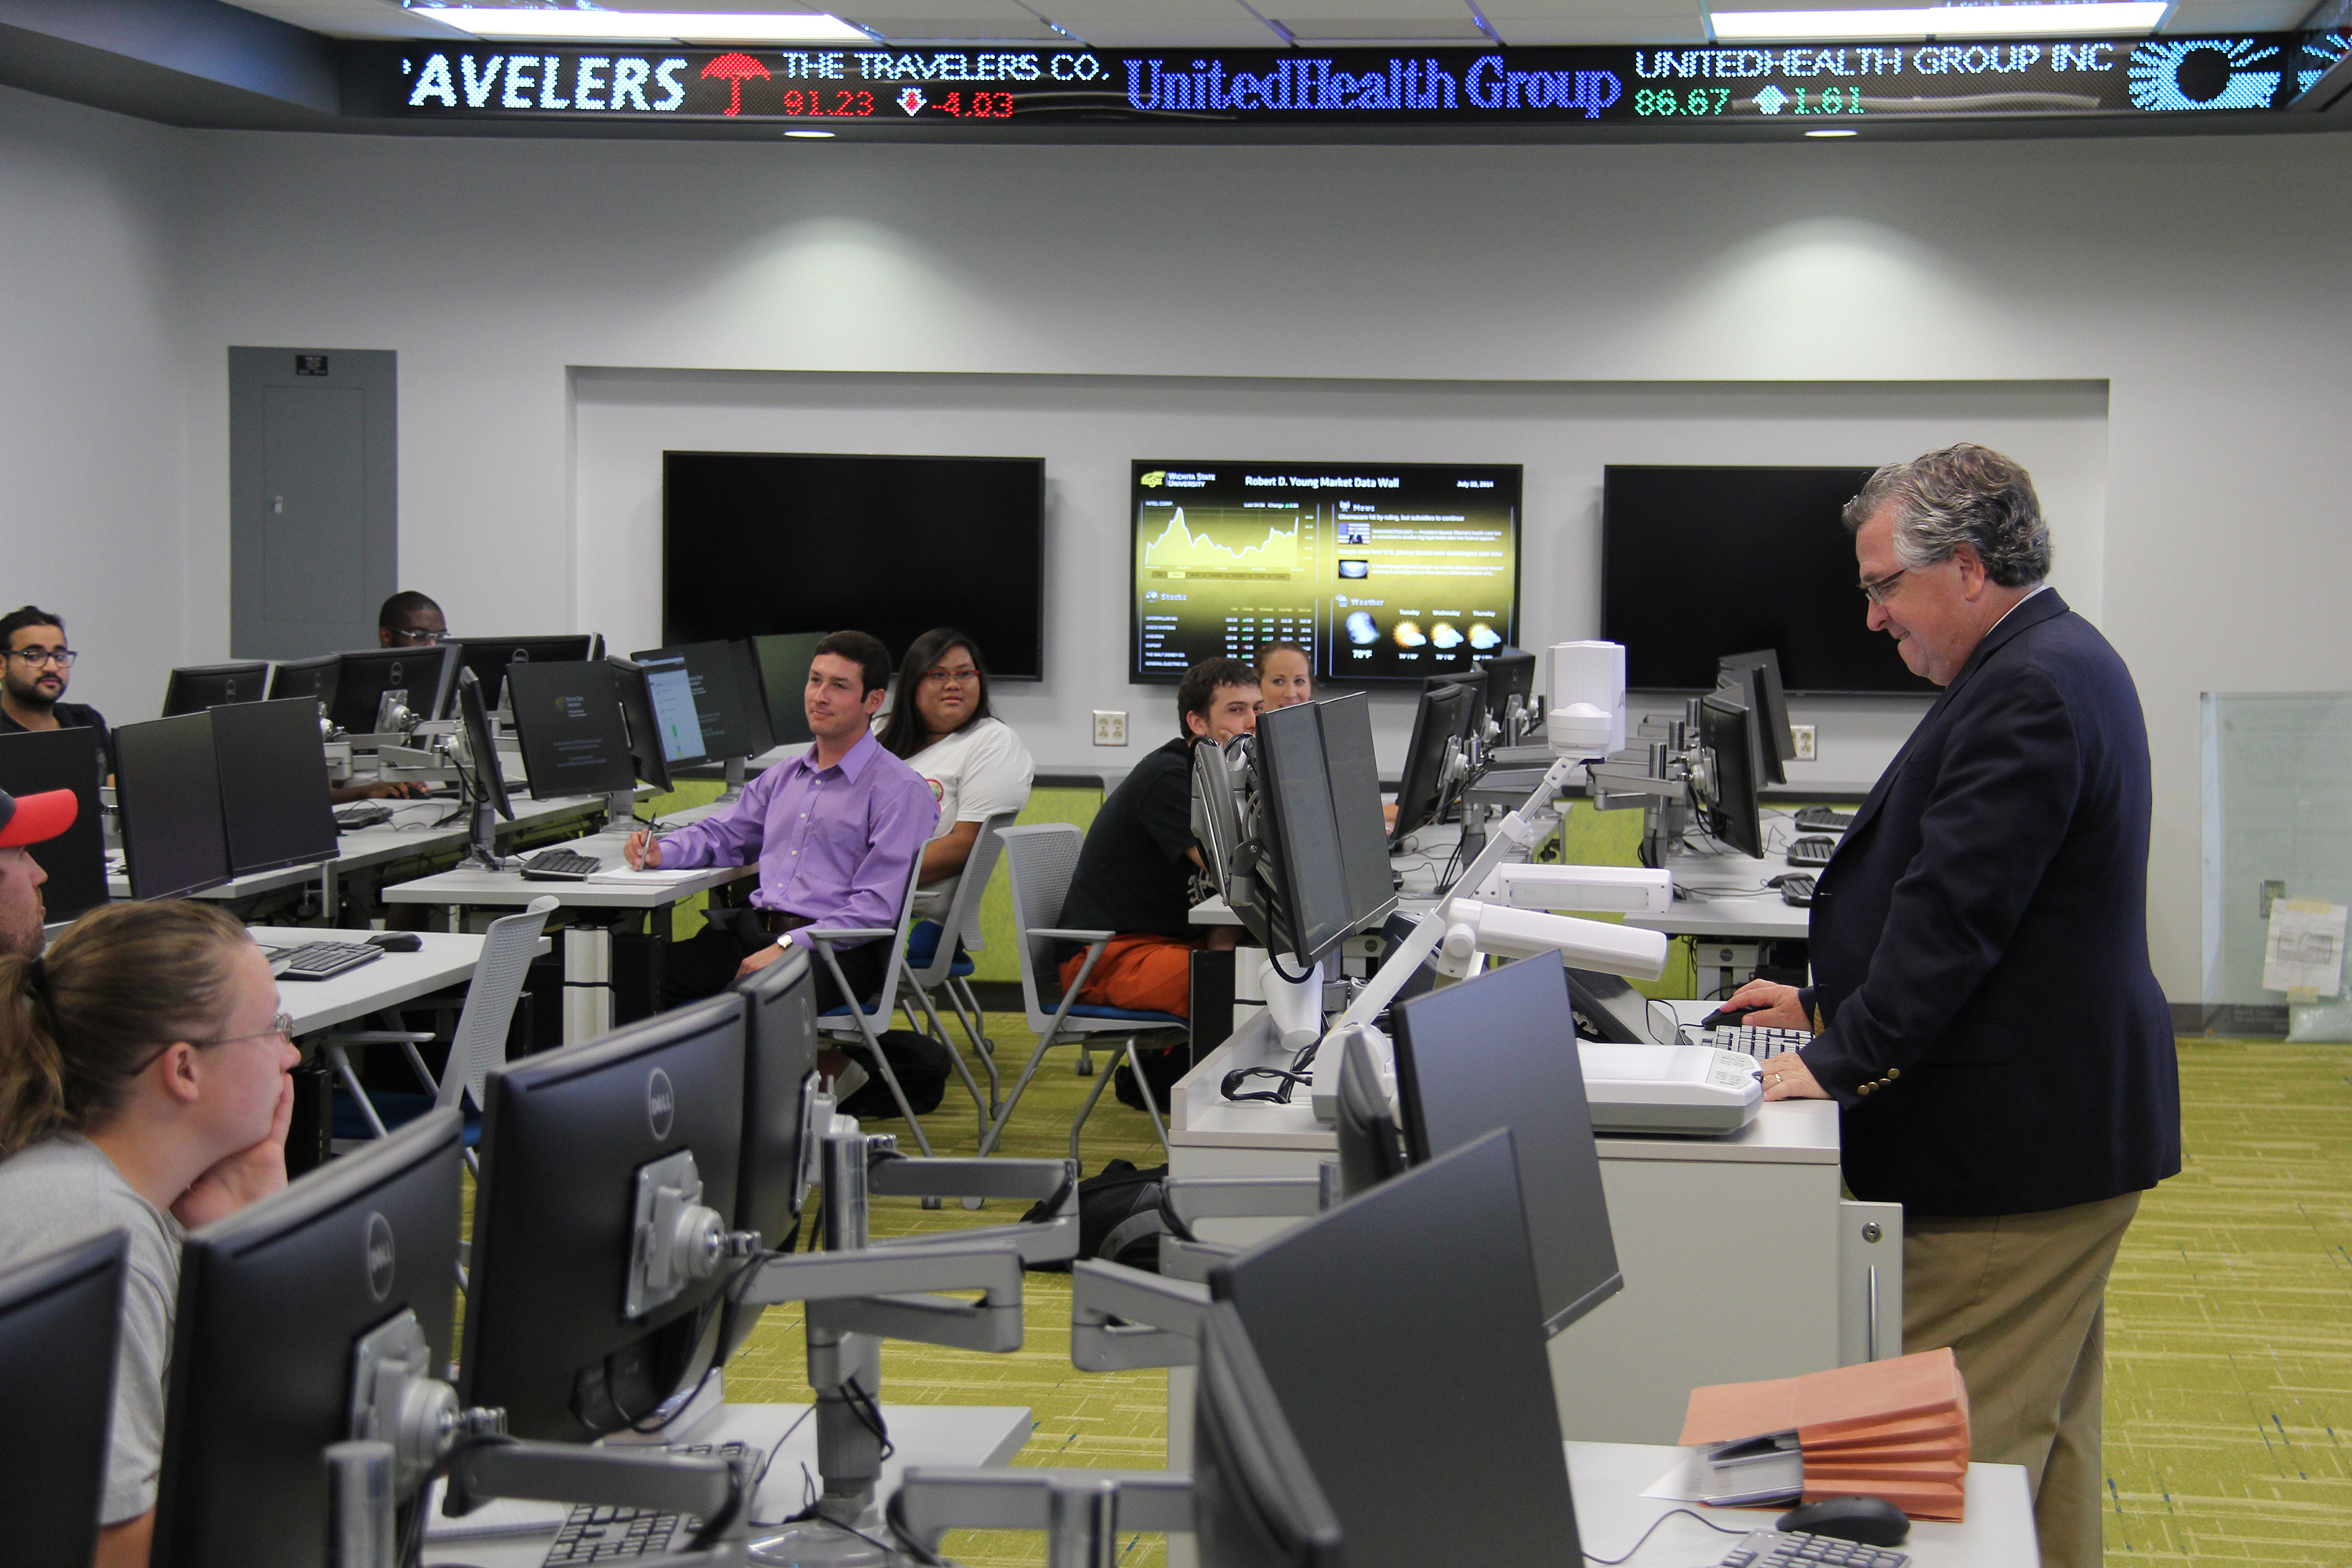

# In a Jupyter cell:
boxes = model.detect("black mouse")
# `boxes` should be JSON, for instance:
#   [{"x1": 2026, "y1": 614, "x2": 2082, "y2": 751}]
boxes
[
  {"x1": 1698, "y1": 1002, "x2": 1766, "y2": 1029},
  {"x1": 1777, "y1": 1495, "x2": 1910, "y2": 1546},
  {"x1": 367, "y1": 932, "x2": 423, "y2": 952}
]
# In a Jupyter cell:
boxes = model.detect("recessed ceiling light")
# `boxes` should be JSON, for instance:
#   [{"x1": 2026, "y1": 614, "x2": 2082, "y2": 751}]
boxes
[
  {"x1": 783, "y1": 129, "x2": 835, "y2": 137},
  {"x1": 1710, "y1": 3, "x2": 2169, "y2": 42},
  {"x1": 1805, "y1": 127, "x2": 1859, "y2": 136},
  {"x1": 415, "y1": 7, "x2": 869, "y2": 44}
]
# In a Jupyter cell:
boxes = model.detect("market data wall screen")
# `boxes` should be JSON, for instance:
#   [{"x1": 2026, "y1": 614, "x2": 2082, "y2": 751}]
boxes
[
  {"x1": 663, "y1": 452, "x2": 1045, "y2": 680},
  {"x1": 1131, "y1": 460, "x2": 1520, "y2": 685}
]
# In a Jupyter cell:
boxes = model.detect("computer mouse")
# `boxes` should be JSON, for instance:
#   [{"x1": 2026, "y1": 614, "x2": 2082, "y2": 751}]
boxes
[
  {"x1": 1777, "y1": 1495, "x2": 1911, "y2": 1546},
  {"x1": 367, "y1": 932, "x2": 423, "y2": 952},
  {"x1": 1698, "y1": 1002, "x2": 1766, "y2": 1029}
]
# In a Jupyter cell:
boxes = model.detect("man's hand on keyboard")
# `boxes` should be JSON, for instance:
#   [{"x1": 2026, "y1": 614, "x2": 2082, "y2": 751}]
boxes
[{"x1": 1723, "y1": 979, "x2": 1809, "y2": 1030}]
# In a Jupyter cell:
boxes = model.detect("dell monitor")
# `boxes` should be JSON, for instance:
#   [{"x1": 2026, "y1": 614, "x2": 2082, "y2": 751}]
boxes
[
  {"x1": 1388, "y1": 681, "x2": 1477, "y2": 848},
  {"x1": 751, "y1": 632, "x2": 825, "y2": 747},
  {"x1": 0, "y1": 1231, "x2": 125, "y2": 1568},
  {"x1": 1331, "y1": 1030, "x2": 1405, "y2": 1196},
  {"x1": 1192, "y1": 1299, "x2": 1346, "y2": 1568},
  {"x1": 151, "y1": 1111, "x2": 463, "y2": 1568},
  {"x1": 505, "y1": 660, "x2": 640, "y2": 801},
  {"x1": 1252, "y1": 695, "x2": 1398, "y2": 968},
  {"x1": 461, "y1": 996, "x2": 748, "y2": 1442},
  {"x1": 456, "y1": 635, "x2": 603, "y2": 713},
  {"x1": 265, "y1": 653, "x2": 339, "y2": 712},
  {"x1": 718, "y1": 946, "x2": 822, "y2": 1362},
  {"x1": 629, "y1": 641, "x2": 767, "y2": 766},
  {"x1": 608, "y1": 656, "x2": 675, "y2": 793},
  {"x1": 1698, "y1": 688, "x2": 1766, "y2": 859},
  {"x1": 1392, "y1": 958, "x2": 1624, "y2": 1336},
  {"x1": 162, "y1": 661, "x2": 270, "y2": 718},
  {"x1": 114, "y1": 712, "x2": 234, "y2": 899},
  {"x1": 328, "y1": 647, "x2": 459, "y2": 734},
  {"x1": 1213, "y1": 1131, "x2": 1581, "y2": 1568},
  {"x1": 209, "y1": 698, "x2": 339, "y2": 877},
  {"x1": 452, "y1": 669, "x2": 514, "y2": 868},
  {"x1": 1722, "y1": 648, "x2": 1796, "y2": 775},
  {"x1": 0, "y1": 728, "x2": 108, "y2": 921}
]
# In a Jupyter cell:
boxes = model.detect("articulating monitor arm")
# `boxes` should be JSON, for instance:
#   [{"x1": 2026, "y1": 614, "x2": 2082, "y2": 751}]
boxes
[
  {"x1": 1069, "y1": 1260, "x2": 1212, "y2": 1371},
  {"x1": 892, "y1": 1467, "x2": 1195, "y2": 1568}
]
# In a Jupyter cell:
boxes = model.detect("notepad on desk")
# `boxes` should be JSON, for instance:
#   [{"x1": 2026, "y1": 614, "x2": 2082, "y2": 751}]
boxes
[
  {"x1": 1679, "y1": 1346, "x2": 1971, "y2": 1520},
  {"x1": 585, "y1": 866, "x2": 711, "y2": 885}
]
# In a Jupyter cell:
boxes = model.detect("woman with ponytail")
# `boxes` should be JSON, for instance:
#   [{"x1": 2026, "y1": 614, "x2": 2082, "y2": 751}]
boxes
[{"x1": 0, "y1": 900, "x2": 296, "y2": 1567}]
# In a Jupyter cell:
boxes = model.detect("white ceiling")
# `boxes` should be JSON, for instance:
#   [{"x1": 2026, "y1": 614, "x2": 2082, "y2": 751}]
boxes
[{"x1": 223, "y1": 0, "x2": 2320, "y2": 49}]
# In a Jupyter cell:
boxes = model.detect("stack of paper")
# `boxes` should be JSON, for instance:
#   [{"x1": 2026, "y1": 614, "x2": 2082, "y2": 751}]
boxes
[{"x1": 1678, "y1": 1347, "x2": 1970, "y2": 1521}]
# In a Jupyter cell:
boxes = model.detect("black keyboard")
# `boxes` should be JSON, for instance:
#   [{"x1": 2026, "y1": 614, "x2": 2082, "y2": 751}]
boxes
[
  {"x1": 540, "y1": 1442, "x2": 755, "y2": 1564},
  {"x1": 1777, "y1": 875, "x2": 1817, "y2": 907},
  {"x1": 333, "y1": 803, "x2": 394, "y2": 831},
  {"x1": 1794, "y1": 807, "x2": 1855, "y2": 833},
  {"x1": 1787, "y1": 837, "x2": 1837, "y2": 867},
  {"x1": 270, "y1": 941, "x2": 383, "y2": 982},
  {"x1": 522, "y1": 849, "x2": 602, "y2": 881},
  {"x1": 1719, "y1": 1529, "x2": 1908, "y2": 1568}
]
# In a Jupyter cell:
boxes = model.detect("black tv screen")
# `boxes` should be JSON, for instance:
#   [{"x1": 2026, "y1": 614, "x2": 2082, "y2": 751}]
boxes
[
  {"x1": 1601, "y1": 465, "x2": 1933, "y2": 696},
  {"x1": 662, "y1": 452, "x2": 1045, "y2": 680}
]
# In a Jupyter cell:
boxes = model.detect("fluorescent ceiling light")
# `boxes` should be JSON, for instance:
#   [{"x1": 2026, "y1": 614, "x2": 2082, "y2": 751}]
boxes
[
  {"x1": 1805, "y1": 126, "x2": 1859, "y2": 134},
  {"x1": 1710, "y1": 4, "x2": 2169, "y2": 41},
  {"x1": 783, "y1": 129, "x2": 836, "y2": 136},
  {"x1": 416, "y1": 8, "x2": 869, "y2": 43}
]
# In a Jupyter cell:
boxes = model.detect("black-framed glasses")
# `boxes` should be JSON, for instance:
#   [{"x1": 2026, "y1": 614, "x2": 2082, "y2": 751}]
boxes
[
  {"x1": 5, "y1": 648, "x2": 76, "y2": 667},
  {"x1": 1858, "y1": 568, "x2": 1909, "y2": 608}
]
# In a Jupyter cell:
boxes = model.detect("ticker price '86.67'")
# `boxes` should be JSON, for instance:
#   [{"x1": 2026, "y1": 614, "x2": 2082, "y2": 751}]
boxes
[{"x1": 1635, "y1": 86, "x2": 1730, "y2": 114}]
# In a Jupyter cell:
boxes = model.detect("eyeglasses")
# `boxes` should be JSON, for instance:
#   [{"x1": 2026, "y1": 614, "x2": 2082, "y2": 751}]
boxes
[
  {"x1": 5, "y1": 648, "x2": 76, "y2": 667},
  {"x1": 192, "y1": 1012, "x2": 296, "y2": 1050},
  {"x1": 1858, "y1": 568, "x2": 1909, "y2": 608},
  {"x1": 386, "y1": 627, "x2": 448, "y2": 646},
  {"x1": 920, "y1": 667, "x2": 980, "y2": 687}
]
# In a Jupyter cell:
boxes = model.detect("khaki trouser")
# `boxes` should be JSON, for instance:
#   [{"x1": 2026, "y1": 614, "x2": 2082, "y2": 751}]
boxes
[{"x1": 1902, "y1": 1191, "x2": 2140, "y2": 1568}]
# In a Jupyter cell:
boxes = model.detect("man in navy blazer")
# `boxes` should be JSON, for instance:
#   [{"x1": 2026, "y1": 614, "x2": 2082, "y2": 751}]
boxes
[{"x1": 1725, "y1": 445, "x2": 2179, "y2": 1568}]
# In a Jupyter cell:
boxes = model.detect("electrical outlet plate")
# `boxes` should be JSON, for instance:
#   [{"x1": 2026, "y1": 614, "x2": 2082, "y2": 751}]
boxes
[
  {"x1": 1791, "y1": 724, "x2": 1817, "y2": 762},
  {"x1": 1092, "y1": 710, "x2": 1127, "y2": 746}
]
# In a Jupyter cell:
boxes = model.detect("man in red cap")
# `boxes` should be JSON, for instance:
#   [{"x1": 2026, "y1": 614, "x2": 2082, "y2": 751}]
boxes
[{"x1": 0, "y1": 786, "x2": 78, "y2": 956}]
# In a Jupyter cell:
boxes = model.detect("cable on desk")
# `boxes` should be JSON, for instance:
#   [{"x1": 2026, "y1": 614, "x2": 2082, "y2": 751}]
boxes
[{"x1": 1581, "y1": 1504, "x2": 1748, "y2": 1564}]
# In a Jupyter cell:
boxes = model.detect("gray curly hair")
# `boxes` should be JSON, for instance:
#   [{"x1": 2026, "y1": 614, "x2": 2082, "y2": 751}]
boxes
[{"x1": 1842, "y1": 444, "x2": 2052, "y2": 588}]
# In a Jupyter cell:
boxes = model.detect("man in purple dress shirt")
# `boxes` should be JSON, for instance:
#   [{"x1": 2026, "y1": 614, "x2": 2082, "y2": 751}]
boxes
[{"x1": 626, "y1": 630, "x2": 938, "y2": 1014}]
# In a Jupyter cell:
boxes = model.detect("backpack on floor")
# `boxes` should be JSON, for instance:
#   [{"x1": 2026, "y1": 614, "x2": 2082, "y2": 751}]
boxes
[
  {"x1": 836, "y1": 1029, "x2": 954, "y2": 1121},
  {"x1": 1023, "y1": 1158, "x2": 1169, "y2": 1273}
]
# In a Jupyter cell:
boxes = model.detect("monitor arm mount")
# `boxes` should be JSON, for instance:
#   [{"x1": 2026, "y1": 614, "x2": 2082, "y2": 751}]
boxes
[
  {"x1": 893, "y1": 1467, "x2": 1196, "y2": 1568},
  {"x1": 717, "y1": 755, "x2": 750, "y2": 805},
  {"x1": 1588, "y1": 697, "x2": 1721, "y2": 871}
]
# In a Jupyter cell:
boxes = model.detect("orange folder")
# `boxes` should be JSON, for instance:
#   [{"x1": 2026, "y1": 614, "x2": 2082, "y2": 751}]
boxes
[{"x1": 1679, "y1": 1347, "x2": 1970, "y2": 1522}]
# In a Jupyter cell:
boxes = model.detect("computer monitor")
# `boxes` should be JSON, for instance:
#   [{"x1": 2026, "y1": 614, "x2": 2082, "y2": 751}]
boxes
[
  {"x1": 1698, "y1": 688, "x2": 1765, "y2": 859},
  {"x1": 162, "y1": 661, "x2": 271, "y2": 717},
  {"x1": 114, "y1": 712, "x2": 233, "y2": 899},
  {"x1": 751, "y1": 631, "x2": 825, "y2": 748},
  {"x1": 718, "y1": 946, "x2": 821, "y2": 1362},
  {"x1": 1392, "y1": 958, "x2": 1624, "y2": 1336},
  {"x1": 1721, "y1": 648, "x2": 1796, "y2": 777},
  {"x1": 607, "y1": 656, "x2": 674, "y2": 793},
  {"x1": 209, "y1": 698, "x2": 339, "y2": 876},
  {"x1": 1213, "y1": 1131, "x2": 1581, "y2": 1568},
  {"x1": 1252, "y1": 695, "x2": 1398, "y2": 968},
  {"x1": 0, "y1": 1230, "x2": 125, "y2": 1568},
  {"x1": 1331, "y1": 1030, "x2": 1405, "y2": 1196},
  {"x1": 0, "y1": 728, "x2": 108, "y2": 921},
  {"x1": 1474, "y1": 648, "x2": 1538, "y2": 736},
  {"x1": 328, "y1": 646, "x2": 460, "y2": 734},
  {"x1": 504, "y1": 660, "x2": 640, "y2": 801},
  {"x1": 151, "y1": 1111, "x2": 463, "y2": 1568},
  {"x1": 728, "y1": 639, "x2": 779, "y2": 757},
  {"x1": 628, "y1": 641, "x2": 767, "y2": 765},
  {"x1": 1388, "y1": 681, "x2": 1477, "y2": 848},
  {"x1": 454, "y1": 667, "x2": 514, "y2": 824},
  {"x1": 461, "y1": 996, "x2": 748, "y2": 1442},
  {"x1": 1192, "y1": 1299, "x2": 1346, "y2": 1568},
  {"x1": 456, "y1": 635, "x2": 604, "y2": 713},
  {"x1": 265, "y1": 653, "x2": 339, "y2": 712}
]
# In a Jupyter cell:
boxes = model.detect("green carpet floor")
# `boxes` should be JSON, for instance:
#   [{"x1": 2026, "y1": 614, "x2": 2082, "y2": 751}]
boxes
[{"x1": 717, "y1": 1018, "x2": 2352, "y2": 1566}]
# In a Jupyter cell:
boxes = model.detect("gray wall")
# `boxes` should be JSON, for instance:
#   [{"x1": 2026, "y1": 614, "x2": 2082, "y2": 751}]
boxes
[{"x1": 6, "y1": 76, "x2": 2351, "y2": 996}]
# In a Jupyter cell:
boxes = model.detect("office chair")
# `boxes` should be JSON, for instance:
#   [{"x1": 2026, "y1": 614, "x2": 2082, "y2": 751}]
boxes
[
  {"x1": 899, "y1": 810, "x2": 1019, "y2": 1122},
  {"x1": 982, "y1": 823, "x2": 1185, "y2": 1163}
]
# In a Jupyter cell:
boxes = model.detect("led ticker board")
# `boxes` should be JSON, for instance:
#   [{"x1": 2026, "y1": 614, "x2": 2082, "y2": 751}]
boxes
[
  {"x1": 1129, "y1": 460, "x2": 1520, "y2": 686},
  {"x1": 390, "y1": 32, "x2": 2348, "y2": 131}
]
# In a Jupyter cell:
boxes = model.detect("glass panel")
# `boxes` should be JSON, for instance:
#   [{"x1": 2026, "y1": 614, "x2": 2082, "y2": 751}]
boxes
[{"x1": 2201, "y1": 693, "x2": 2352, "y2": 1008}]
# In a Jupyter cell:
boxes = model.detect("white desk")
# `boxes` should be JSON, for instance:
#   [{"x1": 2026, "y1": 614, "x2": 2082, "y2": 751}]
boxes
[
  {"x1": 1627, "y1": 840, "x2": 1816, "y2": 996},
  {"x1": 1569, "y1": 1443, "x2": 2035, "y2": 1567},
  {"x1": 254, "y1": 924, "x2": 552, "y2": 1036}
]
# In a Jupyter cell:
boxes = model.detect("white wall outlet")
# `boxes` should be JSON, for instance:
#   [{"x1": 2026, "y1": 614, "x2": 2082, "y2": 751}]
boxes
[
  {"x1": 1791, "y1": 724, "x2": 1818, "y2": 762},
  {"x1": 1092, "y1": 710, "x2": 1128, "y2": 746}
]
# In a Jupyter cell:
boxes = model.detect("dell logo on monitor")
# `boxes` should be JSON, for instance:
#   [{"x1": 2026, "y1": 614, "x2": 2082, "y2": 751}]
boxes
[
  {"x1": 648, "y1": 1069, "x2": 675, "y2": 1141},
  {"x1": 365, "y1": 1212, "x2": 397, "y2": 1302}
]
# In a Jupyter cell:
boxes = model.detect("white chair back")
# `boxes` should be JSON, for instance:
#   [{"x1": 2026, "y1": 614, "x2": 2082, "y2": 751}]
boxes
[{"x1": 436, "y1": 895, "x2": 558, "y2": 1114}]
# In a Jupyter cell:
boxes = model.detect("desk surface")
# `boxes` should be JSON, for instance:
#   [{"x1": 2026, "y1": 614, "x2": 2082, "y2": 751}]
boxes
[
  {"x1": 1570, "y1": 1443, "x2": 2034, "y2": 1566},
  {"x1": 1628, "y1": 840, "x2": 1817, "y2": 942},
  {"x1": 382, "y1": 826, "x2": 757, "y2": 910},
  {"x1": 253, "y1": 926, "x2": 550, "y2": 1035}
]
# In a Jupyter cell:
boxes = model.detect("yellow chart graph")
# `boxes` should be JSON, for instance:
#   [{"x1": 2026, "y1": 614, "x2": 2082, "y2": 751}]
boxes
[{"x1": 1142, "y1": 510, "x2": 1301, "y2": 573}]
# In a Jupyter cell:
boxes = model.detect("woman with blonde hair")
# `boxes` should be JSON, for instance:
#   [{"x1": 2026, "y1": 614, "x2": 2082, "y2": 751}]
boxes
[{"x1": 0, "y1": 900, "x2": 296, "y2": 1567}]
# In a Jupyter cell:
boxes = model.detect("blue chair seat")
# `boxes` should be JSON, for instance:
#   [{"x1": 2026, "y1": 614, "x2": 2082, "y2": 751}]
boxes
[
  {"x1": 1065, "y1": 1004, "x2": 1187, "y2": 1025},
  {"x1": 906, "y1": 919, "x2": 977, "y2": 978},
  {"x1": 332, "y1": 1089, "x2": 481, "y2": 1147}
]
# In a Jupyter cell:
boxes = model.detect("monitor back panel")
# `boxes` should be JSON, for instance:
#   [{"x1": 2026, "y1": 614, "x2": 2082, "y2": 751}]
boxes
[
  {"x1": 210, "y1": 699, "x2": 338, "y2": 875},
  {"x1": 114, "y1": 712, "x2": 233, "y2": 899}
]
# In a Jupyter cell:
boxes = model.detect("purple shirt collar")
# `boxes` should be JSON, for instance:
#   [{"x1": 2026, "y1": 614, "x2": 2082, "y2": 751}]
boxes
[{"x1": 784, "y1": 728, "x2": 883, "y2": 783}]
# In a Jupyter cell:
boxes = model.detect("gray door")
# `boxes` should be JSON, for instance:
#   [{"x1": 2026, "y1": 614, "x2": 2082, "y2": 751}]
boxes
[{"x1": 229, "y1": 347, "x2": 396, "y2": 659}]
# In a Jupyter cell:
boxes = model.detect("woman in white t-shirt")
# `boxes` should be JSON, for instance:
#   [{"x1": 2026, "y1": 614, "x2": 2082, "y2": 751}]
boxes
[{"x1": 877, "y1": 627, "x2": 1036, "y2": 928}]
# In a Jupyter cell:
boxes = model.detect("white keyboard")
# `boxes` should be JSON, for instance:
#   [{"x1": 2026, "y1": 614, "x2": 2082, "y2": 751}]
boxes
[{"x1": 1688, "y1": 1025, "x2": 1815, "y2": 1061}]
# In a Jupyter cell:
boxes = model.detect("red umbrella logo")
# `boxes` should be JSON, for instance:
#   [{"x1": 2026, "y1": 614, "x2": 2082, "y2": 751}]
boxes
[{"x1": 701, "y1": 52, "x2": 770, "y2": 116}]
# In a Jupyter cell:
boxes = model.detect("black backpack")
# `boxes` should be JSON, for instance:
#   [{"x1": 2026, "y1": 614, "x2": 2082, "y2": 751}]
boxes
[{"x1": 1024, "y1": 1158, "x2": 1169, "y2": 1272}]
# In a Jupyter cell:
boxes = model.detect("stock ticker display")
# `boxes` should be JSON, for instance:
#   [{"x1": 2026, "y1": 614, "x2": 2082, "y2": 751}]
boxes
[{"x1": 391, "y1": 32, "x2": 2349, "y2": 130}]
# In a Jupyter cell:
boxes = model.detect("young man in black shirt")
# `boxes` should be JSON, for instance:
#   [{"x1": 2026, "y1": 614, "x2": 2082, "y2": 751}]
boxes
[
  {"x1": 0, "y1": 606, "x2": 109, "y2": 783},
  {"x1": 1054, "y1": 656, "x2": 1258, "y2": 1017}
]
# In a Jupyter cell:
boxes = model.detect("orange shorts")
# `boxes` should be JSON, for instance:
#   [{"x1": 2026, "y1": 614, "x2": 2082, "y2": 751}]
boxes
[{"x1": 1058, "y1": 934, "x2": 1197, "y2": 1019}]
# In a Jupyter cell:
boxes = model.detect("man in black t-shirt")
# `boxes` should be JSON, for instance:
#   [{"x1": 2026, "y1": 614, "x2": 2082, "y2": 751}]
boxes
[
  {"x1": 0, "y1": 606, "x2": 110, "y2": 784},
  {"x1": 1055, "y1": 657, "x2": 1258, "y2": 1018}
]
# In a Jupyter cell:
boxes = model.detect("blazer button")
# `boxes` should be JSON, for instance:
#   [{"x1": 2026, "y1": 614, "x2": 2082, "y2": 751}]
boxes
[
  {"x1": 1857, "y1": 1083, "x2": 1871, "y2": 1096},
  {"x1": 1886, "y1": 1068, "x2": 1900, "y2": 1080}
]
